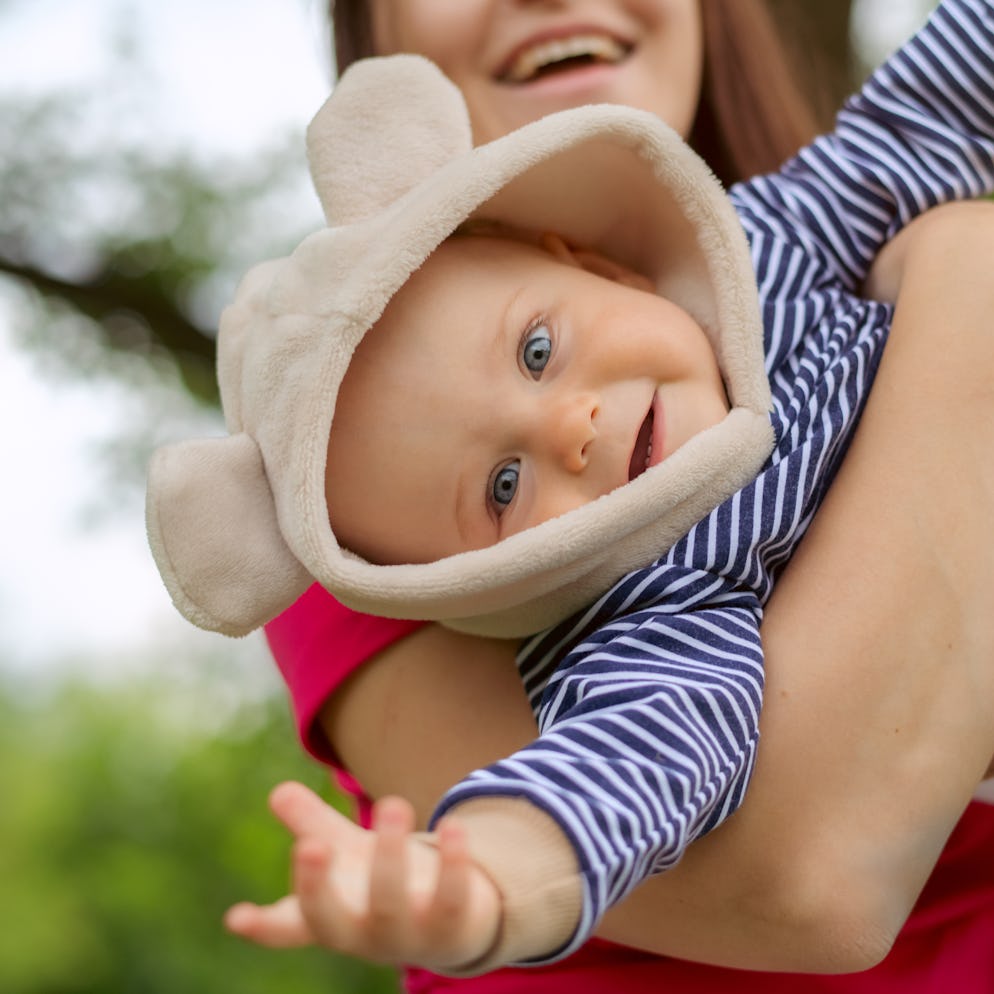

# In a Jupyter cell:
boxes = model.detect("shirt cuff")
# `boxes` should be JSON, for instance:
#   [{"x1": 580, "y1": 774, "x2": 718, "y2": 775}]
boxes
[{"x1": 442, "y1": 796, "x2": 582, "y2": 975}]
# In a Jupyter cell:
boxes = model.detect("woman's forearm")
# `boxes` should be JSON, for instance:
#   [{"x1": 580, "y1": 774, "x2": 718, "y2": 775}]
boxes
[
  {"x1": 320, "y1": 623, "x2": 532, "y2": 828},
  {"x1": 598, "y1": 204, "x2": 994, "y2": 969}
]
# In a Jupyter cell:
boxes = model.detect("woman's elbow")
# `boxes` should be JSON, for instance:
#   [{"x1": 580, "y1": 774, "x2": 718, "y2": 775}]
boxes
[{"x1": 760, "y1": 856, "x2": 910, "y2": 973}]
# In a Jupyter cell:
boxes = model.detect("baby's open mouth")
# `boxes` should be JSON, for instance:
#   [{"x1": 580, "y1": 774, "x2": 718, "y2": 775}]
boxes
[
  {"x1": 498, "y1": 34, "x2": 632, "y2": 84},
  {"x1": 628, "y1": 408, "x2": 654, "y2": 482}
]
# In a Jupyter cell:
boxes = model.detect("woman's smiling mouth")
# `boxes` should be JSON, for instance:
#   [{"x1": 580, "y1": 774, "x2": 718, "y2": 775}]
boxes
[{"x1": 498, "y1": 33, "x2": 632, "y2": 84}]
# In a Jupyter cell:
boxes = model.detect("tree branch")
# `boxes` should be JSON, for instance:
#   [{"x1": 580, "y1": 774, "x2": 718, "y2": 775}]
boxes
[{"x1": 0, "y1": 254, "x2": 219, "y2": 405}]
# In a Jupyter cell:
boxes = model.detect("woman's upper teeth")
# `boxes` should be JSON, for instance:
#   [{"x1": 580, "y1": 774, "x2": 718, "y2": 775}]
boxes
[{"x1": 503, "y1": 34, "x2": 628, "y2": 83}]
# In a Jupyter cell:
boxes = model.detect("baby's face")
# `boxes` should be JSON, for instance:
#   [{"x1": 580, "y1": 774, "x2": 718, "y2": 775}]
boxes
[{"x1": 325, "y1": 233, "x2": 728, "y2": 565}]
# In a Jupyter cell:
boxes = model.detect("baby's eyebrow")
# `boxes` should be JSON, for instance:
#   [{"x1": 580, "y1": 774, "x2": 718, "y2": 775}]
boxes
[
  {"x1": 495, "y1": 286, "x2": 528, "y2": 361},
  {"x1": 453, "y1": 463, "x2": 478, "y2": 550}
]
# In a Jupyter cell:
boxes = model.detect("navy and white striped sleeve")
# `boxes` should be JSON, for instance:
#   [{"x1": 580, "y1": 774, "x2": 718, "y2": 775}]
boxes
[
  {"x1": 735, "y1": 0, "x2": 994, "y2": 291},
  {"x1": 432, "y1": 584, "x2": 764, "y2": 963}
]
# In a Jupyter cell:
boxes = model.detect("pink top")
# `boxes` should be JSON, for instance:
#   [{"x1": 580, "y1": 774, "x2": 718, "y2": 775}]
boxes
[{"x1": 266, "y1": 583, "x2": 994, "y2": 994}]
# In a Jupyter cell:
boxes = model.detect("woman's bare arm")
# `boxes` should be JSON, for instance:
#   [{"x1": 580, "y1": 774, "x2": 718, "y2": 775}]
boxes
[
  {"x1": 595, "y1": 200, "x2": 994, "y2": 969},
  {"x1": 322, "y1": 624, "x2": 531, "y2": 828},
  {"x1": 320, "y1": 203, "x2": 994, "y2": 970}
]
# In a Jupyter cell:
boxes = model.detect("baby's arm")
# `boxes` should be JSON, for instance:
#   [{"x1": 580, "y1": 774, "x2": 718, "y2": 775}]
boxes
[
  {"x1": 234, "y1": 595, "x2": 766, "y2": 974},
  {"x1": 736, "y1": 0, "x2": 994, "y2": 300}
]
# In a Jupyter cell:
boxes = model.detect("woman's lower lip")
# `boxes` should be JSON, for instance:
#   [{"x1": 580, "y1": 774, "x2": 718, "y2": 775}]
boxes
[{"x1": 497, "y1": 60, "x2": 627, "y2": 101}]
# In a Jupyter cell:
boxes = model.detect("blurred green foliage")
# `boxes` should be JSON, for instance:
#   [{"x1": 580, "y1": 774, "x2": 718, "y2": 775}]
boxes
[
  {"x1": 0, "y1": 15, "x2": 398, "y2": 992},
  {"x1": 0, "y1": 669, "x2": 398, "y2": 994}
]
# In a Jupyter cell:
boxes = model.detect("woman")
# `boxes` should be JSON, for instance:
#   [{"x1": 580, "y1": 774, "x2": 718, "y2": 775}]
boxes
[{"x1": 253, "y1": 2, "x2": 994, "y2": 990}]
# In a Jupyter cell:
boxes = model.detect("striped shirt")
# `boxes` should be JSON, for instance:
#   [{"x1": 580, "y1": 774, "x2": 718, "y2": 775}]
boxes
[{"x1": 434, "y1": 0, "x2": 994, "y2": 963}]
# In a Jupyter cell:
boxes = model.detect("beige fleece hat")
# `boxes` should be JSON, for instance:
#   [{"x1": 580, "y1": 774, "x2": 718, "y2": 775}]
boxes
[{"x1": 146, "y1": 54, "x2": 773, "y2": 640}]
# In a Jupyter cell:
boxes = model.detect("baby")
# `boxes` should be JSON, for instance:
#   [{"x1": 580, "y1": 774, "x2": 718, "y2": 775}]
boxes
[{"x1": 148, "y1": 0, "x2": 994, "y2": 976}]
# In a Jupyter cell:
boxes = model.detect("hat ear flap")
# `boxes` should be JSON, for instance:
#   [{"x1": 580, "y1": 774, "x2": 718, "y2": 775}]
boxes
[
  {"x1": 146, "y1": 433, "x2": 313, "y2": 636},
  {"x1": 307, "y1": 54, "x2": 473, "y2": 225}
]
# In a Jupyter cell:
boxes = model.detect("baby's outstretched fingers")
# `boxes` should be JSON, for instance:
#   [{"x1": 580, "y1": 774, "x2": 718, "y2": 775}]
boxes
[
  {"x1": 224, "y1": 895, "x2": 314, "y2": 948},
  {"x1": 290, "y1": 835, "x2": 362, "y2": 950},
  {"x1": 233, "y1": 786, "x2": 505, "y2": 970},
  {"x1": 367, "y1": 796, "x2": 419, "y2": 950},
  {"x1": 269, "y1": 780, "x2": 349, "y2": 839},
  {"x1": 423, "y1": 816, "x2": 475, "y2": 944}
]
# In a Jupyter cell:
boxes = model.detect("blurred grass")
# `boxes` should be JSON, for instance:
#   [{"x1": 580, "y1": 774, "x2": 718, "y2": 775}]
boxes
[{"x1": 0, "y1": 664, "x2": 399, "y2": 994}]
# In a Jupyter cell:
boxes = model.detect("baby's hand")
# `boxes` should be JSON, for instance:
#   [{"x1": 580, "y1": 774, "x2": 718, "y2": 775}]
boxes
[{"x1": 225, "y1": 782, "x2": 502, "y2": 973}]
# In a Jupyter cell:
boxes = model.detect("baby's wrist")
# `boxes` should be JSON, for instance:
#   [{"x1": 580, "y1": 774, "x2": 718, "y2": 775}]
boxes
[
  {"x1": 440, "y1": 797, "x2": 583, "y2": 972},
  {"x1": 411, "y1": 828, "x2": 505, "y2": 975}
]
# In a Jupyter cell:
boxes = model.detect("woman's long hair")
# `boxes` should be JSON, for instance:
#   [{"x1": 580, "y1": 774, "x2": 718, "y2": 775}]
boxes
[{"x1": 328, "y1": 0, "x2": 827, "y2": 187}]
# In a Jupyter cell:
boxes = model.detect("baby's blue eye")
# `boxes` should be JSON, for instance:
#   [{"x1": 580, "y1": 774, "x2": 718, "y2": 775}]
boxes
[
  {"x1": 521, "y1": 324, "x2": 552, "y2": 378},
  {"x1": 491, "y1": 461, "x2": 520, "y2": 511}
]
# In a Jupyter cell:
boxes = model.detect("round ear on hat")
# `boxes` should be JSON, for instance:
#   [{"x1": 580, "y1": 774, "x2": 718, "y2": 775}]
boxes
[
  {"x1": 307, "y1": 54, "x2": 474, "y2": 225},
  {"x1": 146, "y1": 433, "x2": 313, "y2": 637}
]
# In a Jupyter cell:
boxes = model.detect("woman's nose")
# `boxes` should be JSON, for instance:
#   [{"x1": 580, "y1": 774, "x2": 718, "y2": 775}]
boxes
[{"x1": 542, "y1": 391, "x2": 599, "y2": 472}]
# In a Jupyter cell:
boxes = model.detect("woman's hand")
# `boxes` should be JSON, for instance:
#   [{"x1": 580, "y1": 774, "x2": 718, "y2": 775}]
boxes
[
  {"x1": 863, "y1": 200, "x2": 994, "y2": 302},
  {"x1": 225, "y1": 782, "x2": 502, "y2": 973}
]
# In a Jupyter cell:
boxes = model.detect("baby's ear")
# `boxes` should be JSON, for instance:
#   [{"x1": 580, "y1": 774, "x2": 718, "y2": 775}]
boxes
[
  {"x1": 146, "y1": 433, "x2": 313, "y2": 637},
  {"x1": 541, "y1": 232, "x2": 654, "y2": 291}
]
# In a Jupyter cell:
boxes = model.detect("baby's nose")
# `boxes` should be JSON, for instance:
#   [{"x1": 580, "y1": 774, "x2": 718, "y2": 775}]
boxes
[{"x1": 545, "y1": 392, "x2": 599, "y2": 472}]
